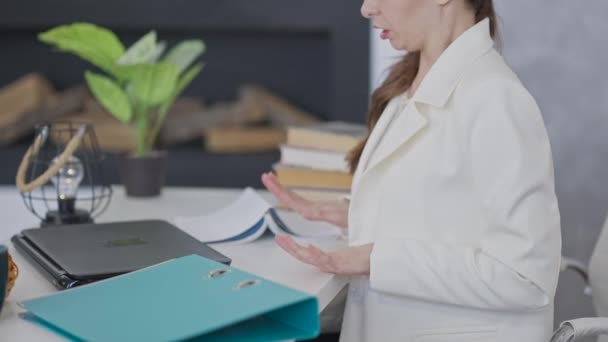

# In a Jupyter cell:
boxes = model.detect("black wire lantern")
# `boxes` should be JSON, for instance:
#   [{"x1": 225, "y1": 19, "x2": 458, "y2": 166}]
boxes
[{"x1": 16, "y1": 122, "x2": 112, "y2": 226}]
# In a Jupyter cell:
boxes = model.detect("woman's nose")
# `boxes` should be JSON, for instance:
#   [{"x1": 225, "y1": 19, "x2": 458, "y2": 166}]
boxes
[{"x1": 361, "y1": 0, "x2": 379, "y2": 19}]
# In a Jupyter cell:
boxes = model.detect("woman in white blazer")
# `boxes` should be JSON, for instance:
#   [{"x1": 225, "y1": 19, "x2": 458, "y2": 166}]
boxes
[{"x1": 261, "y1": 0, "x2": 561, "y2": 341}]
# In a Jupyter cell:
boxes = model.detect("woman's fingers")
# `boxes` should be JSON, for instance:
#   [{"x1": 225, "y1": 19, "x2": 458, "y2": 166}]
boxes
[
  {"x1": 307, "y1": 245, "x2": 339, "y2": 273},
  {"x1": 262, "y1": 173, "x2": 297, "y2": 204},
  {"x1": 261, "y1": 172, "x2": 321, "y2": 219},
  {"x1": 275, "y1": 236, "x2": 311, "y2": 262},
  {"x1": 318, "y1": 203, "x2": 349, "y2": 228},
  {"x1": 275, "y1": 236, "x2": 341, "y2": 274},
  {"x1": 262, "y1": 171, "x2": 349, "y2": 227},
  {"x1": 307, "y1": 244, "x2": 333, "y2": 265},
  {"x1": 275, "y1": 236, "x2": 330, "y2": 269},
  {"x1": 261, "y1": 173, "x2": 284, "y2": 197},
  {"x1": 276, "y1": 236, "x2": 373, "y2": 276}
]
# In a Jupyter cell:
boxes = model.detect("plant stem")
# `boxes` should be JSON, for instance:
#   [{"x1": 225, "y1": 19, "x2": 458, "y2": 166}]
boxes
[
  {"x1": 146, "y1": 100, "x2": 174, "y2": 152},
  {"x1": 136, "y1": 107, "x2": 148, "y2": 156}
]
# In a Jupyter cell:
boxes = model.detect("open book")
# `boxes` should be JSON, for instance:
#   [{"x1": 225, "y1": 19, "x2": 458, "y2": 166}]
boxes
[{"x1": 173, "y1": 188, "x2": 344, "y2": 244}]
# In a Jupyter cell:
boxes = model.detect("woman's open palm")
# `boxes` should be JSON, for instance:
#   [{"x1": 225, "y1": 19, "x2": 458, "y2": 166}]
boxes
[{"x1": 261, "y1": 172, "x2": 349, "y2": 229}]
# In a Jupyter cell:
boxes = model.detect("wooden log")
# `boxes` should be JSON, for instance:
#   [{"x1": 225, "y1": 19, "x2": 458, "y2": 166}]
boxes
[
  {"x1": 0, "y1": 73, "x2": 55, "y2": 127},
  {"x1": 51, "y1": 84, "x2": 321, "y2": 153},
  {"x1": 50, "y1": 93, "x2": 135, "y2": 152},
  {"x1": 238, "y1": 85, "x2": 320, "y2": 127},
  {"x1": 200, "y1": 85, "x2": 323, "y2": 153},
  {"x1": 205, "y1": 126, "x2": 286, "y2": 153},
  {"x1": 157, "y1": 98, "x2": 205, "y2": 146},
  {"x1": 0, "y1": 73, "x2": 54, "y2": 144},
  {"x1": 0, "y1": 81, "x2": 85, "y2": 145},
  {"x1": 159, "y1": 98, "x2": 268, "y2": 146},
  {"x1": 53, "y1": 110, "x2": 137, "y2": 153},
  {"x1": 56, "y1": 94, "x2": 268, "y2": 151}
]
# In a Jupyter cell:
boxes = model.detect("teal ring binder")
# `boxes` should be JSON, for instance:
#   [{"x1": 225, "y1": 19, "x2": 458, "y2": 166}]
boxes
[
  {"x1": 234, "y1": 279, "x2": 261, "y2": 290},
  {"x1": 208, "y1": 269, "x2": 231, "y2": 279},
  {"x1": 19, "y1": 255, "x2": 321, "y2": 341}
]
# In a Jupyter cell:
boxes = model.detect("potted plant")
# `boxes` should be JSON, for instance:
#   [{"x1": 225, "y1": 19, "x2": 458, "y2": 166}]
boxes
[{"x1": 39, "y1": 23, "x2": 205, "y2": 197}]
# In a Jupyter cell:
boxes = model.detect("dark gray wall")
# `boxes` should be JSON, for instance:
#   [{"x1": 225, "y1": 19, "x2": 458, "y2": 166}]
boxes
[
  {"x1": 0, "y1": 0, "x2": 370, "y2": 188},
  {"x1": 0, "y1": 0, "x2": 370, "y2": 122},
  {"x1": 495, "y1": 0, "x2": 608, "y2": 334}
]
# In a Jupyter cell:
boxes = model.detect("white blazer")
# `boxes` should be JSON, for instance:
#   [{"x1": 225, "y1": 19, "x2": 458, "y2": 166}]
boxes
[{"x1": 340, "y1": 19, "x2": 561, "y2": 342}]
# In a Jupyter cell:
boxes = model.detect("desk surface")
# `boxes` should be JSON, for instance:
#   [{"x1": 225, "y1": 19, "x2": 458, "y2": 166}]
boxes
[{"x1": 0, "y1": 186, "x2": 347, "y2": 341}]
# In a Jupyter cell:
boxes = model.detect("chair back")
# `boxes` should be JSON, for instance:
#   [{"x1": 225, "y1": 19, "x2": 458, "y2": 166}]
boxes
[
  {"x1": 550, "y1": 216, "x2": 608, "y2": 342},
  {"x1": 590, "y1": 216, "x2": 608, "y2": 317}
]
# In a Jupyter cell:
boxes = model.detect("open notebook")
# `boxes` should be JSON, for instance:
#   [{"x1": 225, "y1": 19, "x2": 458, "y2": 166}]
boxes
[{"x1": 173, "y1": 188, "x2": 344, "y2": 244}]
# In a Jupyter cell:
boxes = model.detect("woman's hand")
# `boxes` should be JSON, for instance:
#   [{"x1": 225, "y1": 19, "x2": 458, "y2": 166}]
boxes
[
  {"x1": 261, "y1": 172, "x2": 349, "y2": 229},
  {"x1": 275, "y1": 235, "x2": 373, "y2": 276}
]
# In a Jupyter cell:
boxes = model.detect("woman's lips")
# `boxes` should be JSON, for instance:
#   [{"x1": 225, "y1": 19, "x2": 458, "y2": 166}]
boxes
[
  {"x1": 380, "y1": 29, "x2": 390, "y2": 40},
  {"x1": 373, "y1": 25, "x2": 390, "y2": 40}
]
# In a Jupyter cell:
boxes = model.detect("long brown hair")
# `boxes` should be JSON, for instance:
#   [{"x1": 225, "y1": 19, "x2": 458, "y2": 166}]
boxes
[{"x1": 347, "y1": 0, "x2": 498, "y2": 172}]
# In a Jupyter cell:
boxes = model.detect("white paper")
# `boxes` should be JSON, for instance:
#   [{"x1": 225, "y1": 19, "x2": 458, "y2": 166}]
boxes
[
  {"x1": 267, "y1": 209, "x2": 343, "y2": 238},
  {"x1": 173, "y1": 188, "x2": 343, "y2": 245},
  {"x1": 173, "y1": 187, "x2": 271, "y2": 243}
]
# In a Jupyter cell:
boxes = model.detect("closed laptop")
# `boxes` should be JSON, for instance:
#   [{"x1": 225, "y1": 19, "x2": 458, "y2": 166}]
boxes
[{"x1": 12, "y1": 219, "x2": 231, "y2": 289}]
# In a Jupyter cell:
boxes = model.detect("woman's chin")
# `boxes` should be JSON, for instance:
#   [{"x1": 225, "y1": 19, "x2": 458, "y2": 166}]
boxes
[
  {"x1": 388, "y1": 41, "x2": 407, "y2": 51},
  {"x1": 384, "y1": 37, "x2": 409, "y2": 51}
]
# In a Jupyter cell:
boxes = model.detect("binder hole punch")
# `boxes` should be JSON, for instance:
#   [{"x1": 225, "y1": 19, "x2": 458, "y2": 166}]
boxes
[
  {"x1": 234, "y1": 279, "x2": 261, "y2": 290},
  {"x1": 208, "y1": 269, "x2": 231, "y2": 279}
]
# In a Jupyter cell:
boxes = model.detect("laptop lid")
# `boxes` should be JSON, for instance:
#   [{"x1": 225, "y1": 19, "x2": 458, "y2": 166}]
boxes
[{"x1": 15, "y1": 220, "x2": 231, "y2": 285}]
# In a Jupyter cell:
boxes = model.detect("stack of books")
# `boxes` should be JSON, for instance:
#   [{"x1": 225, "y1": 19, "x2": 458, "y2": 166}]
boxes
[{"x1": 274, "y1": 121, "x2": 367, "y2": 203}]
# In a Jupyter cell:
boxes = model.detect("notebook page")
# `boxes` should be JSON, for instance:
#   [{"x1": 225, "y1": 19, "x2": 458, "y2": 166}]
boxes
[
  {"x1": 173, "y1": 188, "x2": 271, "y2": 243},
  {"x1": 267, "y1": 209, "x2": 342, "y2": 238}
]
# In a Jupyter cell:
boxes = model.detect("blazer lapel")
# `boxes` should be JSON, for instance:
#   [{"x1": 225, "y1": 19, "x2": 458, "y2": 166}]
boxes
[
  {"x1": 413, "y1": 18, "x2": 494, "y2": 107},
  {"x1": 362, "y1": 102, "x2": 428, "y2": 176},
  {"x1": 356, "y1": 95, "x2": 402, "y2": 175},
  {"x1": 352, "y1": 19, "x2": 494, "y2": 189}
]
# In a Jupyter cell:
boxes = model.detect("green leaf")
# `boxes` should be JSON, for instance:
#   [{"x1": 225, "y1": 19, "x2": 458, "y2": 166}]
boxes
[
  {"x1": 150, "y1": 41, "x2": 167, "y2": 62},
  {"x1": 158, "y1": 63, "x2": 204, "y2": 115},
  {"x1": 112, "y1": 41, "x2": 168, "y2": 82},
  {"x1": 146, "y1": 63, "x2": 203, "y2": 152},
  {"x1": 113, "y1": 64, "x2": 146, "y2": 83},
  {"x1": 130, "y1": 62, "x2": 179, "y2": 108},
  {"x1": 175, "y1": 63, "x2": 204, "y2": 97},
  {"x1": 84, "y1": 71, "x2": 133, "y2": 123},
  {"x1": 163, "y1": 40, "x2": 205, "y2": 73},
  {"x1": 39, "y1": 23, "x2": 125, "y2": 77},
  {"x1": 117, "y1": 31, "x2": 158, "y2": 65}
]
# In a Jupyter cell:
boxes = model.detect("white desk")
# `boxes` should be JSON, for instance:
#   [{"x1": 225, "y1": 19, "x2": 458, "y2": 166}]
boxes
[{"x1": 0, "y1": 186, "x2": 348, "y2": 341}]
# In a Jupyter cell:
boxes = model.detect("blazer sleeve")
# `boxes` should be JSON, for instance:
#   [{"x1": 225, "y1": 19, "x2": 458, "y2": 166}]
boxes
[{"x1": 369, "y1": 78, "x2": 562, "y2": 311}]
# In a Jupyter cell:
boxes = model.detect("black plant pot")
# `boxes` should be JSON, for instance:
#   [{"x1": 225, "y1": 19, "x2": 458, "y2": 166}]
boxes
[{"x1": 119, "y1": 151, "x2": 168, "y2": 197}]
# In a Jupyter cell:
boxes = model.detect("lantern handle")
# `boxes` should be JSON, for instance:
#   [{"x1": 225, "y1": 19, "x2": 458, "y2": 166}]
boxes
[{"x1": 16, "y1": 125, "x2": 86, "y2": 193}]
